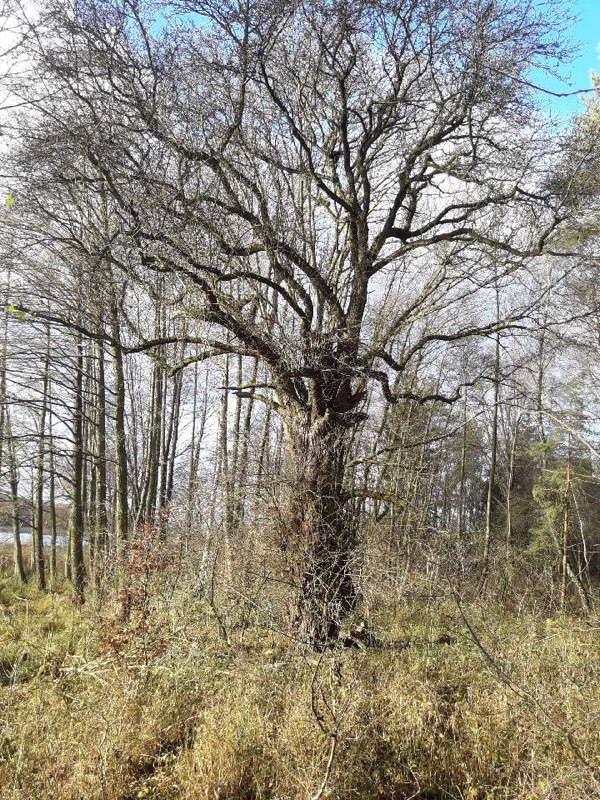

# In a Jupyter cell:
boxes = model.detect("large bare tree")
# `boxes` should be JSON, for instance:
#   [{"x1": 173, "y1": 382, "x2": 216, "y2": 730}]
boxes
[{"x1": 12, "y1": 0, "x2": 574, "y2": 644}]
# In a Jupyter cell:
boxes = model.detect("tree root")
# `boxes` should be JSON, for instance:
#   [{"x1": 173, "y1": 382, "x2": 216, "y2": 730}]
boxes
[{"x1": 340, "y1": 627, "x2": 457, "y2": 651}]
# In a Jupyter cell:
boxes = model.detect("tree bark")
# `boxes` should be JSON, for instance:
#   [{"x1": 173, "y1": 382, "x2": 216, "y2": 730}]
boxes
[
  {"x1": 92, "y1": 336, "x2": 109, "y2": 583},
  {"x1": 6, "y1": 410, "x2": 26, "y2": 583},
  {"x1": 139, "y1": 358, "x2": 163, "y2": 526},
  {"x1": 48, "y1": 405, "x2": 58, "y2": 583},
  {"x1": 284, "y1": 411, "x2": 358, "y2": 647},
  {"x1": 33, "y1": 326, "x2": 51, "y2": 591},
  {"x1": 69, "y1": 330, "x2": 86, "y2": 605},
  {"x1": 110, "y1": 294, "x2": 129, "y2": 559},
  {"x1": 482, "y1": 291, "x2": 501, "y2": 583},
  {"x1": 560, "y1": 433, "x2": 571, "y2": 614}
]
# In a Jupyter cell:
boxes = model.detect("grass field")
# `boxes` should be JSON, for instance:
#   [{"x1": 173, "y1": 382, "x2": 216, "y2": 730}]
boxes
[{"x1": 0, "y1": 569, "x2": 599, "y2": 800}]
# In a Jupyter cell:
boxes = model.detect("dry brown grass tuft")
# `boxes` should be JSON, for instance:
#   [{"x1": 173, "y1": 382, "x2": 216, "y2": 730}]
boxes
[{"x1": 0, "y1": 574, "x2": 598, "y2": 800}]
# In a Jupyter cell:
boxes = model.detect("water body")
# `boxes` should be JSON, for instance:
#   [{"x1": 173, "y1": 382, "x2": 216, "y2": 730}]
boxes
[{"x1": 0, "y1": 530, "x2": 67, "y2": 547}]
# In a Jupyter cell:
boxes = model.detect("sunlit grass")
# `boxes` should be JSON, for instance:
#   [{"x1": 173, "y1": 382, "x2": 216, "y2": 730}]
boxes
[{"x1": 0, "y1": 572, "x2": 598, "y2": 800}]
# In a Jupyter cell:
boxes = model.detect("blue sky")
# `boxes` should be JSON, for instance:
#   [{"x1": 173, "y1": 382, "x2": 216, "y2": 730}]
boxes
[{"x1": 534, "y1": 0, "x2": 600, "y2": 118}]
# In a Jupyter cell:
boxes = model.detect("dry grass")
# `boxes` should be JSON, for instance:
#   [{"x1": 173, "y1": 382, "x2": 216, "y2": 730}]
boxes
[{"x1": 0, "y1": 573, "x2": 599, "y2": 800}]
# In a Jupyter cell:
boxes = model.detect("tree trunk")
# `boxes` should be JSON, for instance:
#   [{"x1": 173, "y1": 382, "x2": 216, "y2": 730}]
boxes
[
  {"x1": 48, "y1": 411, "x2": 58, "y2": 583},
  {"x1": 92, "y1": 336, "x2": 109, "y2": 585},
  {"x1": 482, "y1": 303, "x2": 501, "y2": 584},
  {"x1": 160, "y1": 367, "x2": 182, "y2": 532},
  {"x1": 110, "y1": 297, "x2": 129, "y2": 559},
  {"x1": 251, "y1": 401, "x2": 272, "y2": 529},
  {"x1": 184, "y1": 364, "x2": 208, "y2": 551},
  {"x1": 33, "y1": 326, "x2": 51, "y2": 591},
  {"x1": 505, "y1": 409, "x2": 520, "y2": 561},
  {"x1": 458, "y1": 391, "x2": 468, "y2": 544},
  {"x1": 6, "y1": 410, "x2": 26, "y2": 583},
  {"x1": 560, "y1": 433, "x2": 571, "y2": 614},
  {"x1": 139, "y1": 359, "x2": 163, "y2": 526},
  {"x1": 220, "y1": 356, "x2": 234, "y2": 541},
  {"x1": 284, "y1": 412, "x2": 358, "y2": 647},
  {"x1": 69, "y1": 330, "x2": 86, "y2": 605}
]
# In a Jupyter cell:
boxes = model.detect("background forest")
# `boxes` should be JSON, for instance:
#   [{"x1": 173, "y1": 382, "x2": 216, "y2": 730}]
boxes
[{"x1": 0, "y1": 1, "x2": 599, "y2": 798}]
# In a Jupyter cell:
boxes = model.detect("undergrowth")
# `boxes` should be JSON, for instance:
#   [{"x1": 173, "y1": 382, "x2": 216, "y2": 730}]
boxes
[{"x1": 0, "y1": 572, "x2": 598, "y2": 800}]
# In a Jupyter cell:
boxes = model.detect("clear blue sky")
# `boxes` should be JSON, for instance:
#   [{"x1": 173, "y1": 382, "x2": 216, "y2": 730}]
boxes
[{"x1": 534, "y1": 0, "x2": 600, "y2": 118}]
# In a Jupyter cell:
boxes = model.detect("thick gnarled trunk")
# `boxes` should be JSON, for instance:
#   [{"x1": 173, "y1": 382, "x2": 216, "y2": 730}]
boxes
[{"x1": 284, "y1": 412, "x2": 358, "y2": 647}]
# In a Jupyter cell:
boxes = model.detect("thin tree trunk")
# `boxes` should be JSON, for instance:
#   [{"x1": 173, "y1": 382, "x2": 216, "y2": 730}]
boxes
[
  {"x1": 218, "y1": 356, "x2": 232, "y2": 583},
  {"x1": 160, "y1": 367, "x2": 183, "y2": 531},
  {"x1": 0, "y1": 268, "x2": 9, "y2": 487},
  {"x1": 185, "y1": 365, "x2": 208, "y2": 550},
  {"x1": 69, "y1": 330, "x2": 86, "y2": 605},
  {"x1": 6, "y1": 410, "x2": 26, "y2": 582},
  {"x1": 536, "y1": 328, "x2": 548, "y2": 463},
  {"x1": 165, "y1": 372, "x2": 182, "y2": 507},
  {"x1": 235, "y1": 357, "x2": 258, "y2": 526},
  {"x1": 48, "y1": 398, "x2": 58, "y2": 583},
  {"x1": 482, "y1": 323, "x2": 501, "y2": 583},
  {"x1": 87, "y1": 395, "x2": 96, "y2": 568},
  {"x1": 560, "y1": 432, "x2": 571, "y2": 614},
  {"x1": 93, "y1": 337, "x2": 109, "y2": 582},
  {"x1": 252, "y1": 402, "x2": 272, "y2": 529},
  {"x1": 139, "y1": 359, "x2": 163, "y2": 526},
  {"x1": 82, "y1": 342, "x2": 93, "y2": 560},
  {"x1": 157, "y1": 365, "x2": 170, "y2": 525},
  {"x1": 33, "y1": 327, "x2": 51, "y2": 591},
  {"x1": 110, "y1": 295, "x2": 129, "y2": 559},
  {"x1": 505, "y1": 412, "x2": 520, "y2": 560},
  {"x1": 458, "y1": 391, "x2": 468, "y2": 544}
]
